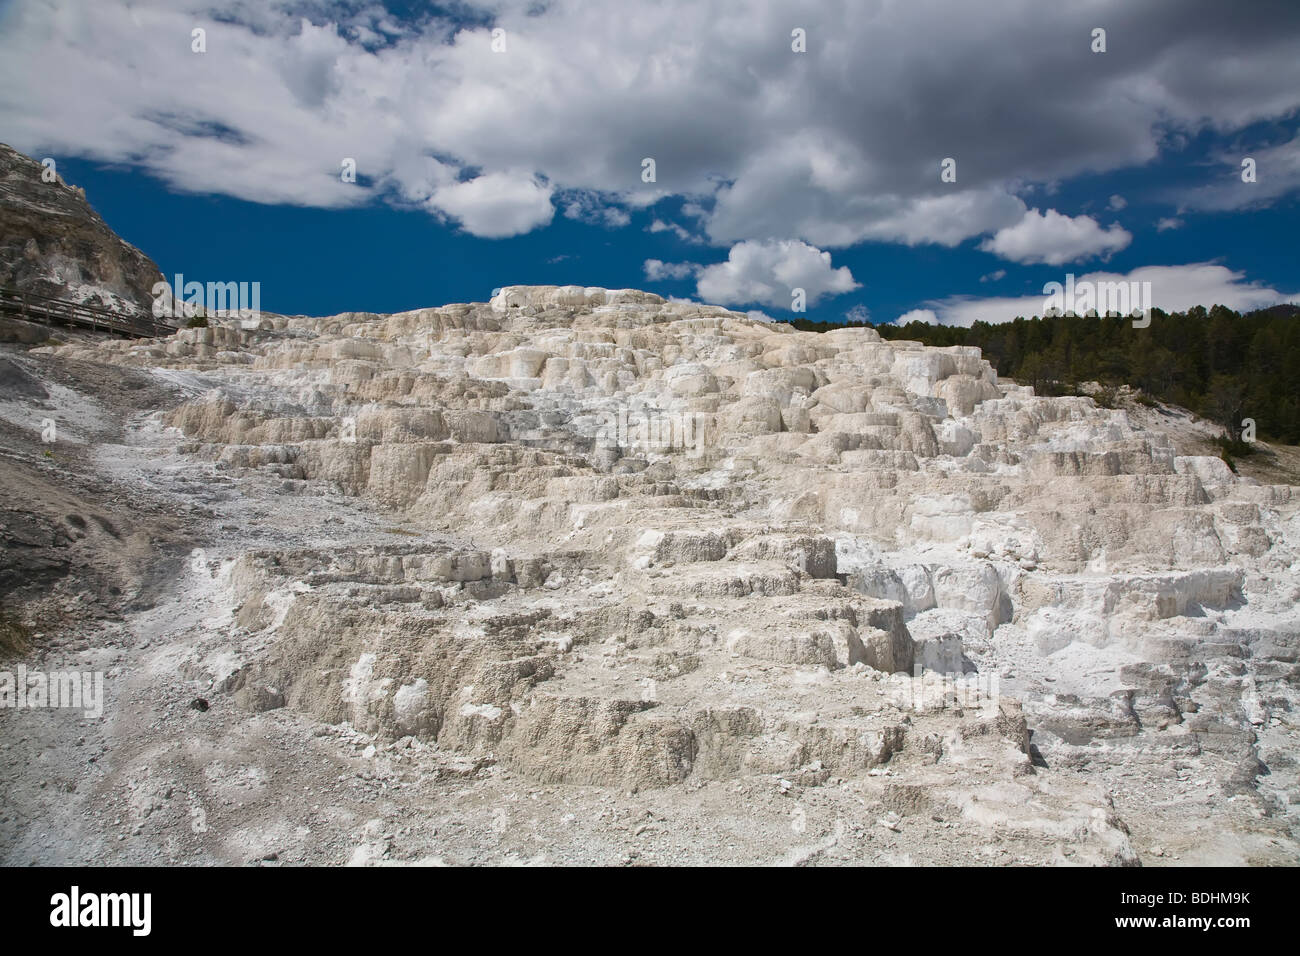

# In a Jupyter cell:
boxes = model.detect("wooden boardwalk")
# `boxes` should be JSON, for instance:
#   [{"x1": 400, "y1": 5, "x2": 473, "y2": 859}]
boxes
[{"x1": 0, "y1": 287, "x2": 176, "y2": 338}]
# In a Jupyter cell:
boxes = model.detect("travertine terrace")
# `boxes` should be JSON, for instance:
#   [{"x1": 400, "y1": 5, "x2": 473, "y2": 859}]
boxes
[{"x1": 3, "y1": 284, "x2": 1297, "y2": 865}]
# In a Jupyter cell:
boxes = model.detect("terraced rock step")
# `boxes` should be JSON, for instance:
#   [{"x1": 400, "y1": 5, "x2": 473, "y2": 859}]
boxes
[{"x1": 5, "y1": 283, "x2": 1296, "y2": 864}]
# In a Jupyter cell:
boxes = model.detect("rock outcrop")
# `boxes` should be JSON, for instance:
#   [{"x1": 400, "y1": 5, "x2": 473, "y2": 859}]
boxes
[
  {"x1": 0, "y1": 143, "x2": 164, "y2": 314},
  {"x1": 9, "y1": 282, "x2": 1299, "y2": 865}
]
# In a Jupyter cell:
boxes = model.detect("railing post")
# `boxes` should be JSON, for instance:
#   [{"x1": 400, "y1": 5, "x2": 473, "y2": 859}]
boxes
[{"x1": 0, "y1": 286, "x2": 168, "y2": 338}]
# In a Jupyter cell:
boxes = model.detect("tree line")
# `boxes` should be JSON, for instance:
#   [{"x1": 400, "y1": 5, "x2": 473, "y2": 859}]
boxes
[{"x1": 781, "y1": 304, "x2": 1300, "y2": 446}]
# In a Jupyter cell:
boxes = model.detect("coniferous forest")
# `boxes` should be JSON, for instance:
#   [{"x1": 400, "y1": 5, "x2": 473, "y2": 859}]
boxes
[{"x1": 783, "y1": 304, "x2": 1300, "y2": 445}]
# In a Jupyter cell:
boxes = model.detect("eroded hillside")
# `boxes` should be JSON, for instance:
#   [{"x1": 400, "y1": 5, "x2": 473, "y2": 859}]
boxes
[{"x1": 1, "y1": 285, "x2": 1296, "y2": 865}]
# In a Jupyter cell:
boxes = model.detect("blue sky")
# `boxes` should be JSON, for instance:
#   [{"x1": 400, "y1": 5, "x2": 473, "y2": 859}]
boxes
[{"x1": 2, "y1": 0, "x2": 1298, "y2": 323}]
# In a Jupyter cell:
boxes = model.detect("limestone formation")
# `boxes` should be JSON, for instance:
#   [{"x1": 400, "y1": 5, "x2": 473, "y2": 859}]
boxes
[{"x1": 5, "y1": 283, "x2": 1298, "y2": 865}]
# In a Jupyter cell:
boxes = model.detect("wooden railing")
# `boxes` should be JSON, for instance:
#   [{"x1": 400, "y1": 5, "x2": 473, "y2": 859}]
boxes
[{"x1": 0, "y1": 287, "x2": 177, "y2": 338}]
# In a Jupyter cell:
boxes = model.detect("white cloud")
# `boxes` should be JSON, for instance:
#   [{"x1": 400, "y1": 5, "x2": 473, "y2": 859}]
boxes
[
  {"x1": 980, "y1": 269, "x2": 1007, "y2": 283},
  {"x1": 894, "y1": 309, "x2": 939, "y2": 326},
  {"x1": 428, "y1": 172, "x2": 554, "y2": 238},
  {"x1": 694, "y1": 240, "x2": 859, "y2": 309},
  {"x1": 844, "y1": 304, "x2": 871, "y2": 324},
  {"x1": 917, "y1": 263, "x2": 1300, "y2": 326},
  {"x1": 648, "y1": 219, "x2": 703, "y2": 243},
  {"x1": 1, "y1": 1, "x2": 1298, "y2": 246},
  {"x1": 643, "y1": 259, "x2": 699, "y2": 281},
  {"x1": 1108, "y1": 194, "x2": 1127, "y2": 210},
  {"x1": 979, "y1": 208, "x2": 1132, "y2": 265},
  {"x1": 1173, "y1": 133, "x2": 1300, "y2": 212},
  {"x1": 563, "y1": 193, "x2": 630, "y2": 228},
  {"x1": 1156, "y1": 217, "x2": 1185, "y2": 231},
  {"x1": 707, "y1": 166, "x2": 1028, "y2": 248}
]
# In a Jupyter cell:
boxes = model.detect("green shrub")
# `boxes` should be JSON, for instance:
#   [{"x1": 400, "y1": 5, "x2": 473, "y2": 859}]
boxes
[
  {"x1": 1092, "y1": 386, "x2": 1118, "y2": 409},
  {"x1": 1216, "y1": 434, "x2": 1256, "y2": 458}
]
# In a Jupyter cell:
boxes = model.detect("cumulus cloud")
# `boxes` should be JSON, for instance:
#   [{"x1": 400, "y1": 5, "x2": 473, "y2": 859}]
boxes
[
  {"x1": 694, "y1": 240, "x2": 859, "y2": 309},
  {"x1": 979, "y1": 209, "x2": 1132, "y2": 265},
  {"x1": 643, "y1": 259, "x2": 699, "y2": 281},
  {"x1": 913, "y1": 263, "x2": 1300, "y2": 326},
  {"x1": 844, "y1": 304, "x2": 871, "y2": 324},
  {"x1": 1156, "y1": 217, "x2": 1185, "y2": 231},
  {"x1": 427, "y1": 172, "x2": 554, "y2": 238},
  {"x1": 894, "y1": 309, "x2": 940, "y2": 325},
  {"x1": 707, "y1": 169, "x2": 1028, "y2": 248},
  {"x1": 1, "y1": 0, "x2": 1298, "y2": 246},
  {"x1": 563, "y1": 193, "x2": 630, "y2": 228}
]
